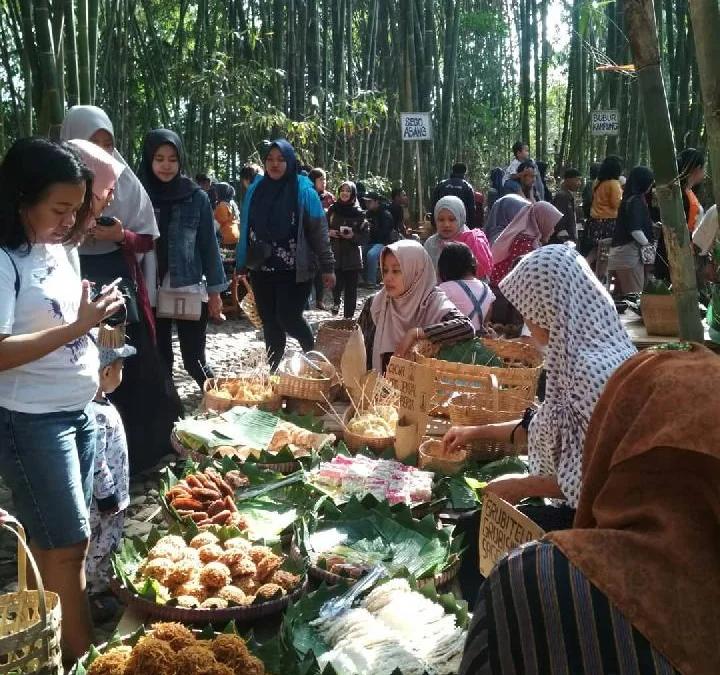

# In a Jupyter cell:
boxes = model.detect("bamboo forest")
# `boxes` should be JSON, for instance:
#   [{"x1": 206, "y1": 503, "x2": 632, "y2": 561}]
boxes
[{"x1": 0, "y1": 0, "x2": 711, "y2": 205}]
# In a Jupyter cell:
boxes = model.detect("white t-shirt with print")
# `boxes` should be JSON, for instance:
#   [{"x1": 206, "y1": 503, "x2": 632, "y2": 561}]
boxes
[{"x1": 0, "y1": 244, "x2": 99, "y2": 413}]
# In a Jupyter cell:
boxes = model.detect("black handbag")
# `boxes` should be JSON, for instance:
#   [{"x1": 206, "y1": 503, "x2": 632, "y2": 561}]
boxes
[{"x1": 80, "y1": 249, "x2": 140, "y2": 325}]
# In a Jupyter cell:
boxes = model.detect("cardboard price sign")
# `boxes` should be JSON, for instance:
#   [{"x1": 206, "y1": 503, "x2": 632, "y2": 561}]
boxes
[
  {"x1": 385, "y1": 356, "x2": 436, "y2": 456},
  {"x1": 478, "y1": 492, "x2": 545, "y2": 576}
]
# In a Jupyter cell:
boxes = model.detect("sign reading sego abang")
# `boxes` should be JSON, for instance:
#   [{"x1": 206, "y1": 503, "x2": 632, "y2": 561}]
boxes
[{"x1": 400, "y1": 112, "x2": 433, "y2": 141}]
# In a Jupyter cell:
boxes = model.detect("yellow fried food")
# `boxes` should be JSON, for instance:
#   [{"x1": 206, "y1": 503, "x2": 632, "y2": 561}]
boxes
[
  {"x1": 269, "y1": 569, "x2": 300, "y2": 591},
  {"x1": 199, "y1": 561, "x2": 232, "y2": 589},
  {"x1": 87, "y1": 648, "x2": 130, "y2": 675},
  {"x1": 223, "y1": 537, "x2": 251, "y2": 552},
  {"x1": 148, "y1": 542, "x2": 185, "y2": 562},
  {"x1": 233, "y1": 576, "x2": 260, "y2": 596},
  {"x1": 150, "y1": 622, "x2": 196, "y2": 652},
  {"x1": 142, "y1": 558, "x2": 175, "y2": 585},
  {"x1": 255, "y1": 554, "x2": 282, "y2": 583},
  {"x1": 248, "y1": 546, "x2": 272, "y2": 565},
  {"x1": 167, "y1": 559, "x2": 198, "y2": 588},
  {"x1": 175, "y1": 595, "x2": 201, "y2": 608},
  {"x1": 190, "y1": 532, "x2": 220, "y2": 549},
  {"x1": 201, "y1": 597, "x2": 229, "y2": 609},
  {"x1": 155, "y1": 535, "x2": 187, "y2": 549},
  {"x1": 229, "y1": 558, "x2": 256, "y2": 579},
  {"x1": 255, "y1": 583, "x2": 284, "y2": 601},
  {"x1": 182, "y1": 547, "x2": 201, "y2": 563},
  {"x1": 124, "y1": 637, "x2": 176, "y2": 675},
  {"x1": 217, "y1": 585, "x2": 246, "y2": 605},
  {"x1": 173, "y1": 579, "x2": 207, "y2": 602},
  {"x1": 175, "y1": 644, "x2": 217, "y2": 675},
  {"x1": 198, "y1": 543, "x2": 225, "y2": 564},
  {"x1": 219, "y1": 549, "x2": 248, "y2": 568}
]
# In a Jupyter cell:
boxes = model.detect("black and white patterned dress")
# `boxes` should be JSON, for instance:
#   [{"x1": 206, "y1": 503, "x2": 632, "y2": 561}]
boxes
[{"x1": 499, "y1": 245, "x2": 636, "y2": 507}]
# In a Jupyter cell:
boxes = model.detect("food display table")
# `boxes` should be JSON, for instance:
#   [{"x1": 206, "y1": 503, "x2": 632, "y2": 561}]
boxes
[{"x1": 620, "y1": 312, "x2": 719, "y2": 352}]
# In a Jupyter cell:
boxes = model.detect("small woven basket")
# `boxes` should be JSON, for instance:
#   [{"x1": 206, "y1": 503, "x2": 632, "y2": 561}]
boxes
[
  {"x1": 239, "y1": 276, "x2": 263, "y2": 329},
  {"x1": 640, "y1": 293, "x2": 679, "y2": 336},
  {"x1": 448, "y1": 378, "x2": 530, "y2": 427},
  {"x1": 315, "y1": 319, "x2": 360, "y2": 371},
  {"x1": 277, "y1": 351, "x2": 338, "y2": 402},
  {"x1": 0, "y1": 518, "x2": 62, "y2": 675},
  {"x1": 202, "y1": 376, "x2": 282, "y2": 413},
  {"x1": 342, "y1": 406, "x2": 395, "y2": 454}
]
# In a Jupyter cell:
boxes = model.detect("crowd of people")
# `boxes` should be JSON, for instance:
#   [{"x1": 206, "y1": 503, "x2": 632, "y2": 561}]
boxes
[{"x1": 0, "y1": 114, "x2": 717, "y2": 674}]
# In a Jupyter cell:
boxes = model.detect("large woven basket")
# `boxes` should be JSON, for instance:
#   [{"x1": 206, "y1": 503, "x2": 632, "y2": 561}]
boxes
[
  {"x1": 640, "y1": 293, "x2": 679, "y2": 336},
  {"x1": 448, "y1": 376, "x2": 530, "y2": 427},
  {"x1": 239, "y1": 276, "x2": 263, "y2": 329},
  {"x1": 315, "y1": 319, "x2": 359, "y2": 371},
  {"x1": 277, "y1": 351, "x2": 338, "y2": 402},
  {"x1": 0, "y1": 518, "x2": 62, "y2": 675},
  {"x1": 341, "y1": 406, "x2": 395, "y2": 454},
  {"x1": 202, "y1": 376, "x2": 282, "y2": 413}
]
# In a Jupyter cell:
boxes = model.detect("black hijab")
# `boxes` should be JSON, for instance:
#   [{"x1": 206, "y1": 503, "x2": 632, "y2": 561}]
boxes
[
  {"x1": 248, "y1": 139, "x2": 299, "y2": 241},
  {"x1": 137, "y1": 129, "x2": 198, "y2": 205},
  {"x1": 329, "y1": 181, "x2": 365, "y2": 219},
  {"x1": 617, "y1": 165, "x2": 654, "y2": 233},
  {"x1": 215, "y1": 182, "x2": 235, "y2": 202}
]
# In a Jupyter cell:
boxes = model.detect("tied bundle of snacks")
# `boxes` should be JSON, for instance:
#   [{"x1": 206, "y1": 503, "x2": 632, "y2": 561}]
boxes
[
  {"x1": 79, "y1": 623, "x2": 266, "y2": 675},
  {"x1": 115, "y1": 529, "x2": 303, "y2": 612},
  {"x1": 163, "y1": 466, "x2": 249, "y2": 528}
]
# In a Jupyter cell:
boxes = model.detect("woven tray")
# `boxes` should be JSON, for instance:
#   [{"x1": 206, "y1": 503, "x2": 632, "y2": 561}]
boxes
[
  {"x1": 109, "y1": 574, "x2": 307, "y2": 623},
  {"x1": 202, "y1": 377, "x2": 282, "y2": 414},
  {"x1": 341, "y1": 406, "x2": 395, "y2": 454}
]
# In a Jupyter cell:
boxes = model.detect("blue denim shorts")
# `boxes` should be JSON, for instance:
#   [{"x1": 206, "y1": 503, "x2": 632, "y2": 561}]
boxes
[{"x1": 0, "y1": 406, "x2": 95, "y2": 549}]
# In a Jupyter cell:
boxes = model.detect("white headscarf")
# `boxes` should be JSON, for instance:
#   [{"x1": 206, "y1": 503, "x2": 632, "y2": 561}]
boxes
[
  {"x1": 499, "y1": 245, "x2": 636, "y2": 507},
  {"x1": 424, "y1": 196, "x2": 468, "y2": 269},
  {"x1": 370, "y1": 240, "x2": 456, "y2": 372},
  {"x1": 60, "y1": 105, "x2": 160, "y2": 254}
]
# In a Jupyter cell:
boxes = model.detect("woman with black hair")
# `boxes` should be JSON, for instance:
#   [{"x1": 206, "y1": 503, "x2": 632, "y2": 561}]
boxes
[
  {"x1": 0, "y1": 138, "x2": 124, "y2": 659},
  {"x1": 586, "y1": 155, "x2": 624, "y2": 267},
  {"x1": 677, "y1": 148, "x2": 705, "y2": 233}
]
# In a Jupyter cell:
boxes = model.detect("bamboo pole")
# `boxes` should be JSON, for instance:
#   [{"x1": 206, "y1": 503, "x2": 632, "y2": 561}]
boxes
[
  {"x1": 33, "y1": 0, "x2": 64, "y2": 133},
  {"x1": 64, "y1": 0, "x2": 80, "y2": 107},
  {"x1": 623, "y1": 0, "x2": 703, "y2": 342}
]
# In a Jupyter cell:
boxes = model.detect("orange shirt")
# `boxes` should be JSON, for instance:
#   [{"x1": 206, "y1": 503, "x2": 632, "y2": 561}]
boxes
[
  {"x1": 214, "y1": 202, "x2": 239, "y2": 245},
  {"x1": 590, "y1": 179, "x2": 622, "y2": 219},
  {"x1": 685, "y1": 188, "x2": 702, "y2": 234}
]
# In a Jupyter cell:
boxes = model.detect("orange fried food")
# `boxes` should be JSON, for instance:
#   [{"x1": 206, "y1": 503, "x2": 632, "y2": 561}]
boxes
[
  {"x1": 175, "y1": 595, "x2": 201, "y2": 608},
  {"x1": 199, "y1": 562, "x2": 232, "y2": 589},
  {"x1": 124, "y1": 637, "x2": 176, "y2": 675},
  {"x1": 206, "y1": 664, "x2": 234, "y2": 675},
  {"x1": 248, "y1": 546, "x2": 272, "y2": 565},
  {"x1": 182, "y1": 547, "x2": 201, "y2": 563},
  {"x1": 228, "y1": 558, "x2": 256, "y2": 579},
  {"x1": 232, "y1": 576, "x2": 260, "y2": 596},
  {"x1": 87, "y1": 648, "x2": 130, "y2": 675},
  {"x1": 255, "y1": 554, "x2": 282, "y2": 583},
  {"x1": 142, "y1": 558, "x2": 175, "y2": 585},
  {"x1": 155, "y1": 535, "x2": 186, "y2": 549},
  {"x1": 219, "y1": 549, "x2": 248, "y2": 568},
  {"x1": 175, "y1": 644, "x2": 216, "y2": 675},
  {"x1": 217, "y1": 585, "x2": 247, "y2": 605},
  {"x1": 223, "y1": 537, "x2": 251, "y2": 552},
  {"x1": 255, "y1": 583, "x2": 284, "y2": 601},
  {"x1": 173, "y1": 579, "x2": 207, "y2": 602},
  {"x1": 198, "y1": 543, "x2": 224, "y2": 564},
  {"x1": 167, "y1": 559, "x2": 198, "y2": 588},
  {"x1": 269, "y1": 569, "x2": 300, "y2": 591},
  {"x1": 190, "y1": 532, "x2": 220, "y2": 549},
  {"x1": 226, "y1": 513, "x2": 251, "y2": 530},
  {"x1": 148, "y1": 542, "x2": 185, "y2": 562},
  {"x1": 201, "y1": 597, "x2": 229, "y2": 609},
  {"x1": 211, "y1": 634, "x2": 253, "y2": 673},
  {"x1": 151, "y1": 622, "x2": 196, "y2": 652}
]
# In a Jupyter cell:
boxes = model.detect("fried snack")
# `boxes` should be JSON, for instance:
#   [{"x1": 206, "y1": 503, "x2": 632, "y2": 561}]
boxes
[
  {"x1": 124, "y1": 637, "x2": 176, "y2": 675},
  {"x1": 142, "y1": 558, "x2": 175, "y2": 585},
  {"x1": 269, "y1": 569, "x2": 300, "y2": 591},
  {"x1": 182, "y1": 547, "x2": 201, "y2": 563},
  {"x1": 175, "y1": 645, "x2": 217, "y2": 675},
  {"x1": 167, "y1": 559, "x2": 198, "y2": 587},
  {"x1": 255, "y1": 553, "x2": 282, "y2": 583},
  {"x1": 200, "y1": 562, "x2": 232, "y2": 589},
  {"x1": 175, "y1": 595, "x2": 201, "y2": 608},
  {"x1": 150, "y1": 622, "x2": 196, "y2": 652},
  {"x1": 223, "y1": 537, "x2": 251, "y2": 552},
  {"x1": 248, "y1": 546, "x2": 272, "y2": 565},
  {"x1": 229, "y1": 558, "x2": 256, "y2": 579},
  {"x1": 201, "y1": 597, "x2": 229, "y2": 609},
  {"x1": 241, "y1": 655, "x2": 266, "y2": 675},
  {"x1": 148, "y1": 542, "x2": 185, "y2": 562},
  {"x1": 226, "y1": 512, "x2": 250, "y2": 529},
  {"x1": 233, "y1": 576, "x2": 260, "y2": 596},
  {"x1": 87, "y1": 649, "x2": 130, "y2": 675},
  {"x1": 223, "y1": 470, "x2": 249, "y2": 489},
  {"x1": 217, "y1": 585, "x2": 247, "y2": 605},
  {"x1": 219, "y1": 549, "x2": 248, "y2": 568},
  {"x1": 255, "y1": 583, "x2": 284, "y2": 601},
  {"x1": 155, "y1": 535, "x2": 186, "y2": 550},
  {"x1": 173, "y1": 579, "x2": 207, "y2": 602},
  {"x1": 198, "y1": 543, "x2": 224, "y2": 564},
  {"x1": 211, "y1": 634, "x2": 252, "y2": 671},
  {"x1": 190, "y1": 532, "x2": 220, "y2": 549},
  {"x1": 206, "y1": 664, "x2": 234, "y2": 675}
]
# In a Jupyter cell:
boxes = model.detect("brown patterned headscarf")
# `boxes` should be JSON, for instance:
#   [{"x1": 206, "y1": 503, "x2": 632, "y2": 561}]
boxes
[{"x1": 550, "y1": 344, "x2": 720, "y2": 675}]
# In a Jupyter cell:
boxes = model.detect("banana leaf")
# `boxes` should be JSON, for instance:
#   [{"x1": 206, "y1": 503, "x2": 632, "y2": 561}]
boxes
[
  {"x1": 296, "y1": 498, "x2": 463, "y2": 580},
  {"x1": 437, "y1": 338, "x2": 504, "y2": 367}
]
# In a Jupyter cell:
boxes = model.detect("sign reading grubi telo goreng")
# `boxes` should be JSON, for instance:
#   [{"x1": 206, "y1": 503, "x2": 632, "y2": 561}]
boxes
[
  {"x1": 591, "y1": 109, "x2": 620, "y2": 136},
  {"x1": 401, "y1": 112, "x2": 433, "y2": 141}
]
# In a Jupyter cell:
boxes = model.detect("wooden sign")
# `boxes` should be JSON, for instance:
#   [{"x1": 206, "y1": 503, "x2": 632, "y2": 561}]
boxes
[
  {"x1": 478, "y1": 492, "x2": 545, "y2": 577},
  {"x1": 591, "y1": 109, "x2": 619, "y2": 136},
  {"x1": 400, "y1": 112, "x2": 433, "y2": 141},
  {"x1": 385, "y1": 356, "x2": 436, "y2": 454}
]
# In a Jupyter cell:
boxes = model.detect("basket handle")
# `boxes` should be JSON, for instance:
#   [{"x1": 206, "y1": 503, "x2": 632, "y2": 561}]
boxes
[
  {"x1": 487, "y1": 373, "x2": 500, "y2": 411},
  {"x1": 240, "y1": 276, "x2": 253, "y2": 294},
  {"x1": 2, "y1": 517, "x2": 49, "y2": 628},
  {"x1": 305, "y1": 350, "x2": 334, "y2": 368}
]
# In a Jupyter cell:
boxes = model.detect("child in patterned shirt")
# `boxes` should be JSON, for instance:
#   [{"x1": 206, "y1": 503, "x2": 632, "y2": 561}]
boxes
[{"x1": 86, "y1": 325, "x2": 136, "y2": 621}]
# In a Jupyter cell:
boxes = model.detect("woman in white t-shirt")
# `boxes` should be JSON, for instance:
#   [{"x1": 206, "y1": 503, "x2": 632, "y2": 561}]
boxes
[
  {"x1": 437, "y1": 242, "x2": 495, "y2": 331},
  {"x1": 0, "y1": 138, "x2": 123, "y2": 660}
]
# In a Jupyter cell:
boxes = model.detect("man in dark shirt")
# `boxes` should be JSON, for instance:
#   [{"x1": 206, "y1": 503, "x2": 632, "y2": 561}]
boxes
[
  {"x1": 552, "y1": 168, "x2": 582, "y2": 243},
  {"x1": 362, "y1": 191, "x2": 396, "y2": 286},
  {"x1": 431, "y1": 163, "x2": 476, "y2": 225},
  {"x1": 388, "y1": 187, "x2": 409, "y2": 237}
]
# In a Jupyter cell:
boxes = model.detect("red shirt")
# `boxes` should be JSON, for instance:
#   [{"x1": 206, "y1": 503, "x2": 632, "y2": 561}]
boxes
[{"x1": 490, "y1": 235, "x2": 536, "y2": 286}]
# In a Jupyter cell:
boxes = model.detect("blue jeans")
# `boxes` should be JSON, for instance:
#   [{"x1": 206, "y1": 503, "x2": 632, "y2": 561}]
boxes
[
  {"x1": 363, "y1": 244, "x2": 385, "y2": 285},
  {"x1": 0, "y1": 406, "x2": 95, "y2": 549}
]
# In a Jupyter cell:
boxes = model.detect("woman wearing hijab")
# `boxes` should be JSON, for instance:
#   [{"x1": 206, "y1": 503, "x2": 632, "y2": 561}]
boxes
[
  {"x1": 62, "y1": 109, "x2": 184, "y2": 475},
  {"x1": 138, "y1": 129, "x2": 227, "y2": 390},
  {"x1": 459, "y1": 344, "x2": 720, "y2": 675},
  {"x1": 608, "y1": 166, "x2": 656, "y2": 295},
  {"x1": 483, "y1": 192, "x2": 529, "y2": 245},
  {"x1": 445, "y1": 246, "x2": 635, "y2": 526},
  {"x1": 236, "y1": 140, "x2": 335, "y2": 370},
  {"x1": 424, "y1": 196, "x2": 493, "y2": 280},
  {"x1": 357, "y1": 240, "x2": 474, "y2": 373},
  {"x1": 586, "y1": 154, "x2": 624, "y2": 267},
  {"x1": 327, "y1": 181, "x2": 369, "y2": 318},
  {"x1": 213, "y1": 182, "x2": 240, "y2": 246}
]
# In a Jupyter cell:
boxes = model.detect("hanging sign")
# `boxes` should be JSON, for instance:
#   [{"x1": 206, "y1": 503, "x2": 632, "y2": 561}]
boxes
[
  {"x1": 478, "y1": 492, "x2": 546, "y2": 576},
  {"x1": 591, "y1": 109, "x2": 620, "y2": 136},
  {"x1": 400, "y1": 112, "x2": 433, "y2": 141}
]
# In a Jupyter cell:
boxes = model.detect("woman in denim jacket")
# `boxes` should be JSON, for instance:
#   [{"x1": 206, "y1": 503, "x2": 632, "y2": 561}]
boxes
[
  {"x1": 138, "y1": 129, "x2": 227, "y2": 389},
  {"x1": 236, "y1": 140, "x2": 335, "y2": 370}
]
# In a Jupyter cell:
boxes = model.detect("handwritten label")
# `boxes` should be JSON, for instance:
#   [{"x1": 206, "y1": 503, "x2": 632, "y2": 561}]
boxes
[
  {"x1": 478, "y1": 492, "x2": 545, "y2": 576},
  {"x1": 401, "y1": 112, "x2": 433, "y2": 141},
  {"x1": 385, "y1": 356, "x2": 435, "y2": 450},
  {"x1": 591, "y1": 109, "x2": 619, "y2": 136}
]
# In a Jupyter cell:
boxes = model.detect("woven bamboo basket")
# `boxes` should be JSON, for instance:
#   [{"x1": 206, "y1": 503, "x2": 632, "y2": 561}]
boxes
[
  {"x1": 239, "y1": 276, "x2": 263, "y2": 329},
  {"x1": 315, "y1": 319, "x2": 359, "y2": 371},
  {"x1": 341, "y1": 406, "x2": 395, "y2": 454},
  {"x1": 417, "y1": 439, "x2": 466, "y2": 475},
  {"x1": 448, "y1": 378, "x2": 530, "y2": 427},
  {"x1": 640, "y1": 293, "x2": 679, "y2": 336},
  {"x1": 202, "y1": 376, "x2": 282, "y2": 413},
  {"x1": 414, "y1": 337, "x2": 543, "y2": 369},
  {"x1": 277, "y1": 351, "x2": 338, "y2": 402},
  {"x1": 0, "y1": 518, "x2": 62, "y2": 675}
]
